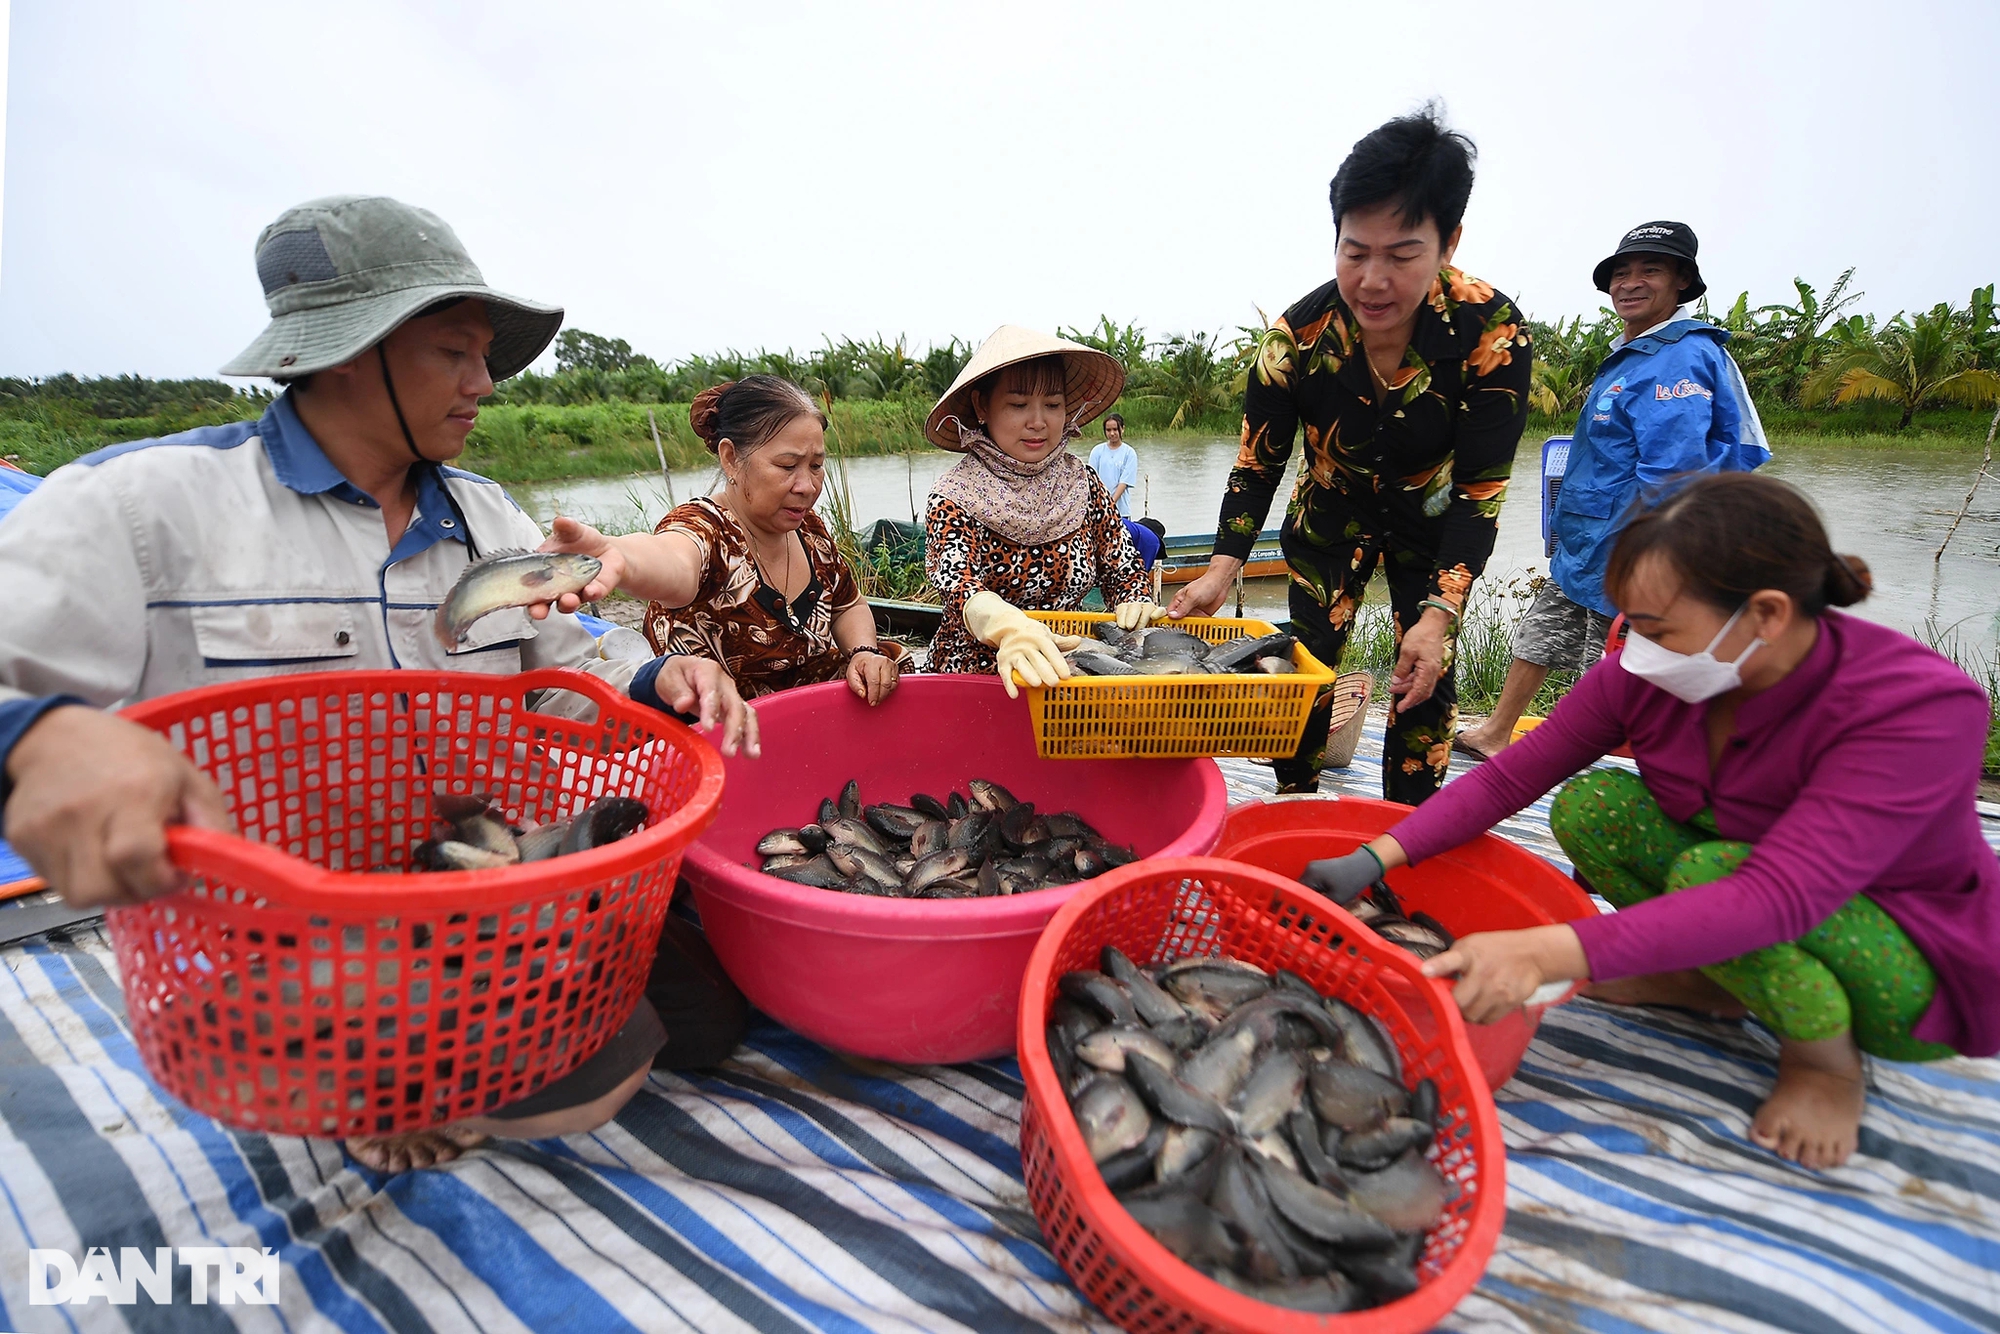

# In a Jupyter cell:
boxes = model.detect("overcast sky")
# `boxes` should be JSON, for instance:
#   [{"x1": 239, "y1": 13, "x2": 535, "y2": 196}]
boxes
[{"x1": 2, "y1": 1, "x2": 1995, "y2": 381}]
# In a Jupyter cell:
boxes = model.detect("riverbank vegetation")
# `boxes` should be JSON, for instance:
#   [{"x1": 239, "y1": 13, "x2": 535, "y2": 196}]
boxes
[{"x1": 8, "y1": 272, "x2": 1996, "y2": 482}]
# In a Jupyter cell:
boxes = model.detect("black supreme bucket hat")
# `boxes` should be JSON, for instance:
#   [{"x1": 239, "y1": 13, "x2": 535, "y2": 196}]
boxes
[{"x1": 1592, "y1": 220, "x2": 1706, "y2": 303}]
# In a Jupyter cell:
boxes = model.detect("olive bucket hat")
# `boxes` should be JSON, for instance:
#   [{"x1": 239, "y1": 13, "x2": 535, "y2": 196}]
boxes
[
  {"x1": 220, "y1": 195, "x2": 563, "y2": 382},
  {"x1": 924, "y1": 325, "x2": 1125, "y2": 451}
]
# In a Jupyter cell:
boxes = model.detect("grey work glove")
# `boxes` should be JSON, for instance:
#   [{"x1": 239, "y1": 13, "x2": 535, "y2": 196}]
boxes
[{"x1": 1299, "y1": 846, "x2": 1387, "y2": 906}]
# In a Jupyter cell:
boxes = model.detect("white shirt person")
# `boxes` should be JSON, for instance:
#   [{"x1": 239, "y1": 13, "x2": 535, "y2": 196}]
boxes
[{"x1": 1087, "y1": 415, "x2": 1138, "y2": 518}]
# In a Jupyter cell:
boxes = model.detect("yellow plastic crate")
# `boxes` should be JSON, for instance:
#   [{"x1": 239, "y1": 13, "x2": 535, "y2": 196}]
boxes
[{"x1": 1021, "y1": 612, "x2": 1335, "y2": 759}]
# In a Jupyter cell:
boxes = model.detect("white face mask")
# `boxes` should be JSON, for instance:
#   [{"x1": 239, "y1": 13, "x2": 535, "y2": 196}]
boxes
[{"x1": 1620, "y1": 605, "x2": 1764, "y2": 703}]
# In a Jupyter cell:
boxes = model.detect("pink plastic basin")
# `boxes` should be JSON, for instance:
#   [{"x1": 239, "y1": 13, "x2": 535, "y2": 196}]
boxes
[
  {"x1": 682, "y1": 674, "x2": 1229, "y2": 1063},
  {"x1": 1212, "y1": 796, "x2": 1599, "y2": 1092}
]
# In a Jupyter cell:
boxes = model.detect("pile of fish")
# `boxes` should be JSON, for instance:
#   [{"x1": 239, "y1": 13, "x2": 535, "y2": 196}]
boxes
[
  {"x1": 1049, "y1": 947, "x2": 1452, "y2": 1314},
  {"x1": 1332, "y1": 881, "x2": 1456, "y2": 962},
  {"x1": 754, "y1": 779, "x2": 1135, "y2": 898},
  {"x1": 1066, "y1": 624, "x2": 1298, "y2": 678},
  {"x1": 403, "y1": 792, "x2": 647, "y2": 871}
]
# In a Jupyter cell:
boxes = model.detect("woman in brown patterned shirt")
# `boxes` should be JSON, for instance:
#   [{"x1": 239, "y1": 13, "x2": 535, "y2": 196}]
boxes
[
  {"x1": 923, "y1": 327, "x2": 1152, "y2": 692},
  {"x1": 542, "y1": 376, "x2": 904, "y2": 708}
]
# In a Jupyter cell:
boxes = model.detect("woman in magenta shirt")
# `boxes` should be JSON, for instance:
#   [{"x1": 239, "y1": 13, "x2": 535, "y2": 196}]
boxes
[{"x1": 1306, "y1": 473, "x2": 1999, "y2": 1170}]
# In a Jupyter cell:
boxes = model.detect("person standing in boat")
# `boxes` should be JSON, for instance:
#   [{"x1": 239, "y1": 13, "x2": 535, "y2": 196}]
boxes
[
  {"x1": 540, "y1": 376, "x2": 908, "y2": 703},
  {"x1": 923, "y1": 327, "x2": 1153, "y2": 694},
  {"x1": 1169, "y1": 105, "x2": 1532, "y2": 800},
  {"x1": 1453, "y1": 221, "x2": 1769, "y2": 761},
  {"x1": 1088, "y1": 413, "x2": 1138, "y2": 517}
]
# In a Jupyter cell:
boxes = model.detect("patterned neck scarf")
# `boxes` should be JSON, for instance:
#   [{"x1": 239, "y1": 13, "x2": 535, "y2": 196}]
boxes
[{"x1": 928, "y1": 414, "x2": 1094, "y2": 547}]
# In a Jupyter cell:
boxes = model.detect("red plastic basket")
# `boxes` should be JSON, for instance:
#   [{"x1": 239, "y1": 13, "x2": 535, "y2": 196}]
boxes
[
  {"x1": 108, "y1": 669, "x2": 725, "y2": 1136},
  {"x1": 1212, "y1": 797, "x2": 1598, "y2": 1095},
  {"x1": 1018, "y1": 857, "x2": 1503, "y2": 1334}
]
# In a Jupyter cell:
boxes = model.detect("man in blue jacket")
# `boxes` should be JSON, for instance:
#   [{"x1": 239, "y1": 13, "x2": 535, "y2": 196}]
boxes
[{"x1": 1455, "y1": 221, "x2": 1769, "y2": 758}]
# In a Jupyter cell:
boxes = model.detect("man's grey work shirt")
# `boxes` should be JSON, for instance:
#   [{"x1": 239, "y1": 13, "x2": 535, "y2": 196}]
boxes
[{"x1": 0, "y1": 393, "x2": 635, "y2": 719}]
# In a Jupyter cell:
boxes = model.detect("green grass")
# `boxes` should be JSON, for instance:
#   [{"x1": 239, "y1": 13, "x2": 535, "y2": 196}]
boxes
[
  {"x1": 1916, "y1": 619, "x2": 2000, "y2": 778},
  {"x1": 1336, "y1": 574, "x2": 1580, "y2": 718},
  {"x1": 7, "y1": 396, "x2": 1988, "y2": 485},
  {"x1": 1523, "y1": 404, "x2": 1993, "y2": 451},
  {"x1": 0, "y1": 397, "x2": 942, "y2": 484},
  {"x1": 0, "y1": 398, "x2": 264, "y2": 475}
]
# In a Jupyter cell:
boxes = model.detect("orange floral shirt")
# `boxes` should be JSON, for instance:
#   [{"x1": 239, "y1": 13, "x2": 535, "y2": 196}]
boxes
[{"x1": 1217, "y1": 268, "x2": 1530, "y2": 607}]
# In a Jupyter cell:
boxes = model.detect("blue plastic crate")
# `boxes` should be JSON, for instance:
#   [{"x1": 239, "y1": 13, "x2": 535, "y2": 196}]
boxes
[{"x1": 1540, "y1": 435, "x2": 1572, "y2": 558}]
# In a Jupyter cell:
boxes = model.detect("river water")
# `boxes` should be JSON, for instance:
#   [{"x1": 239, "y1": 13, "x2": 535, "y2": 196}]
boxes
[{"x1": 520, "y1": 435, "x2": 1999, "y2": 647}]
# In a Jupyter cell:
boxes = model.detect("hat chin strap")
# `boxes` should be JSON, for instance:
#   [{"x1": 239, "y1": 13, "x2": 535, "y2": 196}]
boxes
[
  {"x1": 377, "y1": 344, "x2": 481, "y2": 561},
  {"x1": 377, "y1": 345, "x2": 429, "y2": 464}
]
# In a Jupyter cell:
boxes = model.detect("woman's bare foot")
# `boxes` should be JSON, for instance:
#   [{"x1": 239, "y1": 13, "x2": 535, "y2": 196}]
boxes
[
  {"x1": 1580, "y1": 969, "x2": 1749, "y2": 1018},
  {"x1": 1750, "y1": 1032, "x2": 1867, "y2": 1170},
  {"x1": 345, "y1": 1125, "x2": 489, "y2": 1173}
]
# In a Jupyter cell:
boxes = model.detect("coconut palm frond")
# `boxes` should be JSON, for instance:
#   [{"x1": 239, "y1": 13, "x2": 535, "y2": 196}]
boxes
[
  {"x1": 1827, "y1": 368, "x2": 1907, "y2": 407},
  {"x1": 1928, "y1": 368, "x2": 2000, "y2": 407}
]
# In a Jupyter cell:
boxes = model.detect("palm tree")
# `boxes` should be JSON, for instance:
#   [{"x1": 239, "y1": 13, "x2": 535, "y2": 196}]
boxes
[
  {"x1": 1139, "y1": 332, "x2": 1232, "y2": 429},
  {"x1": 1803, "y1": 305, "x2": 2000, "y2": 429}
]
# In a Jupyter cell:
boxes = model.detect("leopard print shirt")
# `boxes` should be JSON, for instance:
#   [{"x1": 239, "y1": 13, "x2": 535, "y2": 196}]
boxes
[{"x1": 924, "y1": 472, "x2": 1150, "y2": 675}]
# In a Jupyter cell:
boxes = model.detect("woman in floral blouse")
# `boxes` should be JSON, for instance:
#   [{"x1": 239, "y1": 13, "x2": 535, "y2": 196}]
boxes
[
  {"x1": 544, "y1": 375, "x2": 906, "y2": 706},
  {"x1": 923, "y1": 326, "x2": 1152, "y2": 691},
  {"x1": 1170, "y1": 105, "x2": 1531, "y2": 802}
]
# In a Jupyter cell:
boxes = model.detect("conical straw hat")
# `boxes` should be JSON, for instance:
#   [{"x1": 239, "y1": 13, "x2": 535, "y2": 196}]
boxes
[{"x1": 924, "y1": 325, "x2": 1126, "y2": 451}]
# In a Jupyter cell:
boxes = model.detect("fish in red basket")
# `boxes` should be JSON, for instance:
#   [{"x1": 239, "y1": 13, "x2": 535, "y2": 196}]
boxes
[{"x1": 1047, "y1": 945, "x2": 1451, "y2": 1313}]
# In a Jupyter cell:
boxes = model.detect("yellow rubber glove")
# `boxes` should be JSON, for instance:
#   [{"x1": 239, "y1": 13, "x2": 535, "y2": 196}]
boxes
[
  {"x1": 961, "y1": 591, "x2": 1073, "y2": 699},
  {"x1": 1114, "y1": 600, "x2": 1171, "y2": 631}
]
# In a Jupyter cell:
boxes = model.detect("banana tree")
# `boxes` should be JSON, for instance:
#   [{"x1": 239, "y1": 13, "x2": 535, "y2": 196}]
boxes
[
  {"x1": 1523, "y1": 313, "x2": 1617, "y2": 417},
  {"x1": 1061, "y1": 316, "x2": 1150, "y2": 369},
  {"x1": 1734, "y1": 270, "x2": 1866, "y2": 405},
  {"x1": 1804, "y1": 305, "x2": 2000, "y2": 428},
  {"x1": 1963, "y1": 284, "x2": 1999, "y2": 368}
]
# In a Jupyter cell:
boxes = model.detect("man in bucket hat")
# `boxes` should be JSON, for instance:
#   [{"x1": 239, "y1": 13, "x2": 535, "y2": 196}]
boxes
[
  {"x1": 1453, "y1": 220, "x2": 1769, "y2": 760},
  {"x1": 0, "y1": 195, "x2": 755, "y2": 1170}
]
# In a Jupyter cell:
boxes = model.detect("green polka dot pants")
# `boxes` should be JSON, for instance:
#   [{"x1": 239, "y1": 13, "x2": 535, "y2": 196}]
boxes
[{"x1": 1549, "y1": 769, "x2": 1953, "y2": 1062}]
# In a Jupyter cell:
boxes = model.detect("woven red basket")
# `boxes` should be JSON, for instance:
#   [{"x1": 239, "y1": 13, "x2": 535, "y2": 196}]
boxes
[
  {"x1": 1018, "y1": 857, "x2": 1504, "y2": 1333},
  {"x1": 109, "y1": 669, "x2": 724, "y2": 1137}
]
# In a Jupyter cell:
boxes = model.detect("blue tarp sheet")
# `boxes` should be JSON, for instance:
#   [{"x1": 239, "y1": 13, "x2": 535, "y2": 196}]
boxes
[
  {"x1": 0, "y1": 463, "x2": 40, "y2": 524},
  {"x1": 2, "y1": 719, "x2": 1997, "y2": 1330}
]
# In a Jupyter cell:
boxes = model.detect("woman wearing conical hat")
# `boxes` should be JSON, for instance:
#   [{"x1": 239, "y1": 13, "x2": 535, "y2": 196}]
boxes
[{"x1": 923, "y1": 327, "x2": 1155, "y2": 690}]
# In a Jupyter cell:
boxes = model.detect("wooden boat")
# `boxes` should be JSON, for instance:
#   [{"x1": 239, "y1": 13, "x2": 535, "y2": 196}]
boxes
[
  {"x1": 867, "y1": 527, "x2": 1286, "y2": 634},
  {"x1": 1155, "y1": 527, "x2": 1287, "y2": 584}
]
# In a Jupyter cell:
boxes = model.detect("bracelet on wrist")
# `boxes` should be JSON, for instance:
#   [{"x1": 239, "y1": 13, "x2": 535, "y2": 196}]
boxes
[
  {"x1": 848, "y1": 644, "x2": 892, "y2": 664},
  {"x1": 1418, "y1": 597, "x2": 1459, "y2": 622}
]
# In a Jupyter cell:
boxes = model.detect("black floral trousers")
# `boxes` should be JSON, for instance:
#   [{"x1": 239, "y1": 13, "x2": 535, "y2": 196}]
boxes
[{"x1": 1274, "y1": 529, "x2": 1460, "y2": 805}]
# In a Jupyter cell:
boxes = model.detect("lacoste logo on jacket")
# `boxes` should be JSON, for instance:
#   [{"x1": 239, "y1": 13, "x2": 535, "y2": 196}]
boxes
[{"x1": 1655, "y1": 379, "x2": 1713, "y2": 401}]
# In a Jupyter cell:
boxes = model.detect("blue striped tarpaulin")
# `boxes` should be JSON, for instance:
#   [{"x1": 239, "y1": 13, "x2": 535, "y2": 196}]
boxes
[{"x1": 2, "y1": 715, "x2": 1997, "y2": 1332}]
